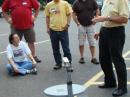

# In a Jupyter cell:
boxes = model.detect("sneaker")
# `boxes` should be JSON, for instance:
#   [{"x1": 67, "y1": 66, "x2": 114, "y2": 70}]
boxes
[
  {"x1": 79, "y1": 58, "x2": 85, "y2": 64},
  {"x1": 53, "y1": 65, "x2": 62, "y2": 70},
  {"x1": 91, "y1": 58, "x2": 99, "y2": 65},
  {"x1": 34, "y1": 56, "x2": 41, "y2": 63},
  {"x1": 27, "y1": 68, "x2": 37, "y2": 75}
]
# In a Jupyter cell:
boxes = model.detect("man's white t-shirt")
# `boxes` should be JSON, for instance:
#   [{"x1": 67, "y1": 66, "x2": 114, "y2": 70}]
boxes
[{"x1": 6, "y1": 41, "x2": 31, "y2": 62}]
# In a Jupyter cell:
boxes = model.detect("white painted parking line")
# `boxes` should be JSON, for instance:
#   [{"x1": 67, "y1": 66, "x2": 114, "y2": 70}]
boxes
[
  {"x1": 83, "y1": 50, "x2": 130, "y2": 89},
  {"x1": 0, "y1": 40, "x2": 50, "y2": 55},
  {"x1": 83, "y1": 67, "x2": 130, "y2": 88},
  {"x1": 87, "y1": 67, "x2": 130, "y2": 86},
  {"x1": 84, "y1": 71, "x2": 103, "y2": 88},
  {"x1": 90, "y1": 82, "x2": 130, "y2": 85},
  {"x1": 125, "y1": 58, "x2": 130, "y2": 61},
  {"x1": 35, "y1": 40, "x2": 50, "y2": 45},
  {"x1": 123, "y1": 50, "x2": 130, "y2": 58},
  {"x1": 0, "y1": 51, "x2": 7, "y2": 55},
  {"x1": 0, "y1": 34, "x2": 8, "y2": 37},
  {"x1": 74, "y1": 50, "x2": 130, "y2": 97}
]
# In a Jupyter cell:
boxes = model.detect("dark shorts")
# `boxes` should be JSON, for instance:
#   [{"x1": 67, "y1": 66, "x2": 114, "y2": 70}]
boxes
[{"x1": 11, "y1": 26, "x2": 36, "y2": 43}]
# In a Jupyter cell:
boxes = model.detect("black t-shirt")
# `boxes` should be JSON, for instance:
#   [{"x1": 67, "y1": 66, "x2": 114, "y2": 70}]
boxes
[{"x1": 72, "y1": 0, "x2": 98, "y2": 26}]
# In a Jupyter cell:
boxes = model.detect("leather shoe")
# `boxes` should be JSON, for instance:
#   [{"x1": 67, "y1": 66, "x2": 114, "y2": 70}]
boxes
[
  {"x1": 99, "y1": 83, "x2": 117, "y2": 89},
  {"x1": 112, "y1": 88, "x2": 127, "y2": 97},
  {"x1": 53, "y1": 65, "x2": 62, "y2": 70}
]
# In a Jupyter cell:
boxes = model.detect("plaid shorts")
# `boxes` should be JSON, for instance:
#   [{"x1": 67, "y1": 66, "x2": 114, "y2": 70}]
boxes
[{"x1": 78, "y1": 25, "x2": 96, "y2": 46}]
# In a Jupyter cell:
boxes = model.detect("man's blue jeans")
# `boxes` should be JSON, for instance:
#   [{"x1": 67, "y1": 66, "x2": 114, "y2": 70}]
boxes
[
  {"x1": 7, "y1": 61, "x2": 33, "y2": 75},
  {"x1": 50, "y1": 29, "x2": 72, "y2": 65}
]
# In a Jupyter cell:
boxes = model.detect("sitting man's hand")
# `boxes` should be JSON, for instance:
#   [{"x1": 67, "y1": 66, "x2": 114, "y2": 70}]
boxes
[{"x1": 13, "y1": 66, "x2": 19, "y2": 73}]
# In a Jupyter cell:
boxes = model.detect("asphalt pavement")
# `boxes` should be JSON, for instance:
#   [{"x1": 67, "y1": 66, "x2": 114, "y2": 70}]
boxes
[{"x1": 0, "y1": 11, "x2": 130, "y2": 97}]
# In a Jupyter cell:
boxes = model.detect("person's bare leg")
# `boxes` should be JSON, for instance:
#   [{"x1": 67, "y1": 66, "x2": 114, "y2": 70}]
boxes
[
  {"x1": 28, "y1": 42, "x2": 35, "y2": 57},
  {"x1": 79, "y1": 45, "x2": 84, "y2": 58},
  {"x1": 79, "y1": 45, "x2": 85, "y2": 64},
  {"x1": 89, "y1": 46, "x2": 96, "y2": 59},
  {"x1": 28, "y1": 42, "x2": 41, "y2": 63},
  {"x1": 90, "y1": 46, "x2": 99, "y2": 64}
]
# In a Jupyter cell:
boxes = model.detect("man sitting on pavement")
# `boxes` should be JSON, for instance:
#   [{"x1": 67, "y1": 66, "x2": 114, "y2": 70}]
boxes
[{"x1": 6, "y1": 33, "x2": 37, "y2": 76}]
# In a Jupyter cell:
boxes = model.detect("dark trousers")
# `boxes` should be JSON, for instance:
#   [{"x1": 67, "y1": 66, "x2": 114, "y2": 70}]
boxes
[
  {"x1": 99, "y1": 26, "x2": 127, "y2": 90},
  {"x1": 50, "y1": 29, "x2": 72, "y2": 65}
]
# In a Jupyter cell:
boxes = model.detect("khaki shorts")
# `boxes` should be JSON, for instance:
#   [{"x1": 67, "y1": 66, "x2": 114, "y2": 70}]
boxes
[
  {"x1": 11, "y1": 26, "x2": 36, "y2": 43},
  {"x1": 78, "y1": 25, "x2": 96, "y2": 46}
]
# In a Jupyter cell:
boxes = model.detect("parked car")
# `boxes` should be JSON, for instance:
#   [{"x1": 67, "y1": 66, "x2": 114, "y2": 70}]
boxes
[
  {"x1": 0, "y1": 0, "x2": 4, "y2": 18},
  {"x1": 0, "y1": 7, "x2": 2, "y2": 18}
]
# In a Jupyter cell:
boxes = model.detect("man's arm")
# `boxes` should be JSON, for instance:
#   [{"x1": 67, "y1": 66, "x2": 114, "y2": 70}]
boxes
[
  {"x1": 92, "y1": 16, "x2": 128, "y2": 24},
  {"x1": 63, "y1": 2, "x2": 73, "y2": 30},
  {"x1": 31, "y1": 0, "x2": 40, "y2": 21},
  {"x1": 45, "y1": 3, "x2": 51, "y2": 35},
  {"x1": 3, "y1": 12, "x2": 12, "y2": 24},
  {"x1": 28, "y1": 54, "x2": 37, "y2": 66},
  {"x1": 72, "y1": 12, "x2": 80, "y2": 26},
  {"x1": 22, "y1": 41, "x2": 37, "y2": 66},
  {"x1": 7, "y1": 46, "x2": 18, "y2": 72},
  {"x1": 2, "y1": 0, "x2": 12, "y2": 24},
  {"x1": 32, "y1": 6, "x2": 40, "y2": 22},
  {"x1": 46, "y1": 16, "x2": 50, "y2": 34},
  {"x1": 108, "y1": 16, "x2": 128, "y2": 24},
  {"x1": 111, "y1": 0, "x2": 129, "y2": 24},
  {"x1": 66, "y1": 13, "x2": 71, "y2": 26},
  {"x1": 62, "y1": 13, "x2": 72, "y2": 31},
  {"x1": 93, "y1": 0, "x2": 129, "y2": 24},
  {"x1": 67, "y1": 13, "x2": 71, "y2": 26},
  {"x1": 8, "y1": 58, "x2": 19, "y2": 72}
]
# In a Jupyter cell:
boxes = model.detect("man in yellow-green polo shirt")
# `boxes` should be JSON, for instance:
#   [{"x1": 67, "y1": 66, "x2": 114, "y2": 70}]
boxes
[
  {"x1": 92, "y1": 0, "x2": 129, "y2": 96},
  {"x1": 45, "y1": 0, "x2": 72, "y2": 70}
]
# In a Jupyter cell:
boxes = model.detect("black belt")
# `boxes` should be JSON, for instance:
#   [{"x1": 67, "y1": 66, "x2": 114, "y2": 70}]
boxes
[{"x1": 102, "y1": 26, "x2": 124, "y2": 30}]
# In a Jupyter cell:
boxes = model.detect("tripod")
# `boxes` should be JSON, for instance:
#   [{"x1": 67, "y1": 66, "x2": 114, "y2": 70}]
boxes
[{"x1": 44, "y1": 57, "x2": 86, "y2": 97}]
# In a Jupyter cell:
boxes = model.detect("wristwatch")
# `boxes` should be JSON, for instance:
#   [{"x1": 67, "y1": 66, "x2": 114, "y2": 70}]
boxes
[{"x1": 107, "y1": 16, "x2": 111, "y2": 21}]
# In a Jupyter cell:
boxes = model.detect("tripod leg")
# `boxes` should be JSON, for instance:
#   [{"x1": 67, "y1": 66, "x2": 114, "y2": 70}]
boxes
[{"x1": 67, "y1": 67, "x2": 74, "y2": 97}]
